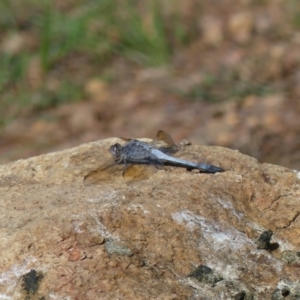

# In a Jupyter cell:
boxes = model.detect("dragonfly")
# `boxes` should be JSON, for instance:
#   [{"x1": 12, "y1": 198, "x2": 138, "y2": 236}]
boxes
[{"x1": 84, "y1": 130, "x2": 224, "y2": 185}]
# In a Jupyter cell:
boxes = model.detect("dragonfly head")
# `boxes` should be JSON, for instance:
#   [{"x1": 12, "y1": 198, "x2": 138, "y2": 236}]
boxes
[{"x1": 109, "y1": 143, "x2": 122, "y2": 159}]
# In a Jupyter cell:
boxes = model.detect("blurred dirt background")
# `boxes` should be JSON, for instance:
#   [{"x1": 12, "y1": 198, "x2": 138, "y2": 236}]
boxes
[{"x1": 0, "y1": 0, "x2": 299, "y2": 169}]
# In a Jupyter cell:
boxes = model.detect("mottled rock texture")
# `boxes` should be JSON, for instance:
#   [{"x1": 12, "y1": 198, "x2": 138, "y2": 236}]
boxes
[{"x1": 0, "y1": 137, "x2": 299, "y2": 299}]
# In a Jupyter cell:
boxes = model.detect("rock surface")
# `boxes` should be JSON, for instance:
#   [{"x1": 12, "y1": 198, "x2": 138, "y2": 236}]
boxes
[{"x1": 0, "y1": 137, "x2": 299, "y2": 299}]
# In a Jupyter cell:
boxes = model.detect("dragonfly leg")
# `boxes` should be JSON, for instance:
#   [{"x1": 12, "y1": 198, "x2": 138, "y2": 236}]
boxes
[{"x1": 145, "y1": 153, "x2": 164, "y2": 169}]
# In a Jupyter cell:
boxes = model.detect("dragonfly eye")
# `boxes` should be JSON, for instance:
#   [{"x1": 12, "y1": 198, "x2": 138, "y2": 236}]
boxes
[{"x1": 109, "y1": 143, "x2": 122, "y2": 157}]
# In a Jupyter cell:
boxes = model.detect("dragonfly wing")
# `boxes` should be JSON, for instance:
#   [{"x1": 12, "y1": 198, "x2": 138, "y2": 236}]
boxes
[
  {"x1": 152, "y1": 130, "x2": 179, "y2": 155},
  {"x1": 123, "y1": 164, "x2": 158, "y2": 185},
  {"x1": 84, "y1": 158, "x2": 123, "y2": 185}
]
